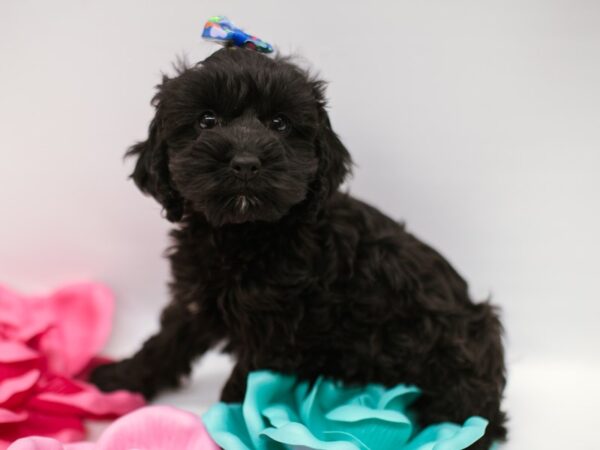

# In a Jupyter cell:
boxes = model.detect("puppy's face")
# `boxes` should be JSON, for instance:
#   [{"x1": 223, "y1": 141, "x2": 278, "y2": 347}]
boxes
[{"x1": 129, "y1": 48, "x2": 350, "y2": 226}]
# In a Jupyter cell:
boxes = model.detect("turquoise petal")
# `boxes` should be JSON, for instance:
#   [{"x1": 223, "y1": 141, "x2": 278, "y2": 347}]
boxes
[
  {"x1": 203, "y1": 403, "x2": 254, "y2": 450},
  {"x1": 326, "y1": 404, "x2": 412, "y2": 424},
  {"x1": 262, "y1": 404, "x2": 299, "y2": 428},
  {"x1": 378, "y1": 384, "x2": 421, "y2": 410},
  {"x1": 403, "y1": 417, "x2": 489, "y2": 450},
  {"x1": 326, "y1": 405, "x2": 413, "y2": 448},
  {"x1": 325, "y1": 417, "x2": 413, "y2": 449},
  {"x1": 301, "y1": 377, "x2": 362, "y2": 440},
  {"x1": 432, "y1": 417, "x2": 489, "y2": 450},
  {"x1": 242, "y1": 371, "x2": 296, "y2": 449},
  {"x1": 262, "y1": 421, "x2": 359, "y2": 450},
  {"x1": 203, "y1": 371, "x2": 490, "y2": 450}
]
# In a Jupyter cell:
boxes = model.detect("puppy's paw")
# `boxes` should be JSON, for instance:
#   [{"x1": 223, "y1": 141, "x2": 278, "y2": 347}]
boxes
[{"x1": 89, "y1": 360, "x2": 154, "y2": 399}]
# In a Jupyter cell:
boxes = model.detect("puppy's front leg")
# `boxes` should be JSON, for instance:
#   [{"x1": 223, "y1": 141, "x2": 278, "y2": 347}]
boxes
[
  {"x1": 90, "y1": 301, "x2": 222, "y2": 399},
  {"x1": 220, "y1": 362, "x2": 250, "y2": 403}
]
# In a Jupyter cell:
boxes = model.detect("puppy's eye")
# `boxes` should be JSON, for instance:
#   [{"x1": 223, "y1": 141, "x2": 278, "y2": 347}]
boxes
[
  {"x1": 270, "y1": 115, "x2": 290, "y2": 133},
  {"x1": 198, "y1": 112, "x2": 218, "y2": 129}
]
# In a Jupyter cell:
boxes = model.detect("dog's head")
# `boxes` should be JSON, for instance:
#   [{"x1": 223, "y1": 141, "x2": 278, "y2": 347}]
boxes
[{"x1": 127, "y1": 48, "x2": 351, "y2": 226}]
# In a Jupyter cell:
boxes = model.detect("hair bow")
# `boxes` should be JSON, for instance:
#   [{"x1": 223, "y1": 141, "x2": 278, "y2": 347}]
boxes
[{"x1": 202, "y1": 16, "x2": 273, "y2": 53}]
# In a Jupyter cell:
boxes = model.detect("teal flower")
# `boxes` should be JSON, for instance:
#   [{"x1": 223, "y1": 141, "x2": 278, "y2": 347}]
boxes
[{"x1": 203, "y1": 371, "x2": 488, "y2": 450}]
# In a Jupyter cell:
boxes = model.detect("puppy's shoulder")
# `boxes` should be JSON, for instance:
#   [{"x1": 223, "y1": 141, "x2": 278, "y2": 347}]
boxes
[{"x1": 325, "y1": 192, "x2": 406, "y2": 237}]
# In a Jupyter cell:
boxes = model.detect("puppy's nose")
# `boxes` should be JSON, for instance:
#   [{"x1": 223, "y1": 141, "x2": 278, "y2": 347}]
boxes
[{"x1": 230, "y1": 154, "x2": 261, "y2": 180}]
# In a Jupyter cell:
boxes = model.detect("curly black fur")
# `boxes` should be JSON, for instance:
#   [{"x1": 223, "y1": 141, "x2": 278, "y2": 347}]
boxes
[{"x1": 91, "y1": 48, "x2": 507, "y2": 449}]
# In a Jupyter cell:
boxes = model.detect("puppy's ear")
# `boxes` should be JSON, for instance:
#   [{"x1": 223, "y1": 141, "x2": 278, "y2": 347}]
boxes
[
  {"x1": 126, "y1": 111, "x2": 184, "y2": 222},
  {"x1": 312, "y1": 80, "x2": 352, "y2": 203}
]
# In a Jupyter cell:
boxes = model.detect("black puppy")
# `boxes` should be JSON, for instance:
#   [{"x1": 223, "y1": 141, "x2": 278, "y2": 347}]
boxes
[{"x1": 91, "y1": 48, "x2": 507, "y2": 449}]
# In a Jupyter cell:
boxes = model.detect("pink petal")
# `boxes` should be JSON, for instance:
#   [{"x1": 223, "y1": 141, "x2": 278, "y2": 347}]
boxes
[
  {"x1": 29, "y1": 376, "x2": 144, "y2": 419},
  {"x1": 0, "y1": 287, "x2": 52, "y2": 343},
  {"x1": 0, "y1": 286, "x2": 27, "y2": 333},
  {"x1": 7, "y1": 437, "x2": 96, "y2": 450},
  {"x1": 96, "y1": 406, "x2": 219, "y2": 450},
  {"x1": 0, "y1": 408, "x2": 27, "y2": 424},
  {"x1": 0, "y1": 342, "x2": 39, "y2": 364},
  {"x1": 0, "y1": 342, "x2": 42, "y2": 382},
  {"x1": 7, "y1": 436, "x2": 68, "y2": 450},
  {"x1": 32, "y1": 284, "x2": 114, "y2": 377},
  {"x1": 63, "y1": 443, "x2": 95, "y2": 450},
  {"x1": 0, "y1": 283, "x2": 143, "y2": 448},
  {"x1": 0, "y1": 411, "x2": 84, "y2": 448},
  {"x1": 4, "y1": 408, "x2": 218, "y2": 450},
  {"x1": 0, "y1": 370, "x2": 40, "y2": 408}
]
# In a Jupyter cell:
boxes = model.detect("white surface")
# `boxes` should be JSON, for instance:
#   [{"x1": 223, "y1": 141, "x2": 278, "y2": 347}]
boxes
[{"x1": 1, "y1": 1, "x2": 600, "y2": 449}]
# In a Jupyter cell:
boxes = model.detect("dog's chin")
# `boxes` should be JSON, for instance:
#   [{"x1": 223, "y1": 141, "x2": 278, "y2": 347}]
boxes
[
  {"x1": 197, "y1": 194, "x2": 293, "y2": 227},
  {"x1": 177, "y1": 171, "x2": 314, "y2": 227}
]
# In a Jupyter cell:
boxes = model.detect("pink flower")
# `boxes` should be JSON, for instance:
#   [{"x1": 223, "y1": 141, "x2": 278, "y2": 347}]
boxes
[
  {"x1": 0, "y1": 283, "x2": 145, "y2": 449},
  {"x1": 7, "y1": 406, "x2": 219, "y2": 450}
]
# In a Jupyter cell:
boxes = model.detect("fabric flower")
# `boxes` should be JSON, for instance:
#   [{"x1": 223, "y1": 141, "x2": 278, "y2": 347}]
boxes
[
  {"x1": 8, "y1": 406, "x2": 219, "y2": 450},
  {"x1": 203, "y1": 371, "x2": 489, "y2": 450},
  {"x1": 0, "y1": 283, "x2": 145, "y2": 449}
]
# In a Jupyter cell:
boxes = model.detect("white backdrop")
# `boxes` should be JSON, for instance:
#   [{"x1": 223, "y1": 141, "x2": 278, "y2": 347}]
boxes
[{"x1": 1, "y1": 1, "x2": 599, "y2": 448}]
